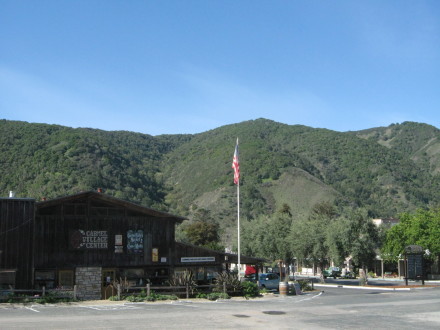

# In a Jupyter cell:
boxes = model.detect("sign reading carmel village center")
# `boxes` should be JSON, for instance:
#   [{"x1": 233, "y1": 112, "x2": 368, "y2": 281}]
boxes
[{"x1": 70, "y1": 230, "x2": 108, "y2": 249}]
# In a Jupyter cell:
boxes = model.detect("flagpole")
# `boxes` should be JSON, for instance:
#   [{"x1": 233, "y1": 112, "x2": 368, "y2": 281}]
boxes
[
  {"x1": 237, "y1": 170, "x2": 241, "y2": 278},
  {"x1": 232, "y1": 138, "x2": 241, "y2": 279}
]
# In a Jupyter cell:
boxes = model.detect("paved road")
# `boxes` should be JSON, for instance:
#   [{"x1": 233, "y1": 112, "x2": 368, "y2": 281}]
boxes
[
  {"x1": 1, "y1": 286, "x2": 439, "y2": 329},
  {"x1": 296, "y1": 275, "x2": 437, "y2": 287}
]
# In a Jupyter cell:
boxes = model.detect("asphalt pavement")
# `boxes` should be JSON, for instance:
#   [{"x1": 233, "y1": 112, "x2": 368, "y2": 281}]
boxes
[
  {"x1": 1, "y1": 284, "x2": 439, "y2": 329},
  {"x1": 296, "y1": 275, "x2": 440, "y2": 289}
]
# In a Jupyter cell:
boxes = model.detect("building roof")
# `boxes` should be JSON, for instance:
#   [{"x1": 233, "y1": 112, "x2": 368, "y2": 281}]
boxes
[{"x1": 36, "y1": 190, "x2": 186, "y2": 222}]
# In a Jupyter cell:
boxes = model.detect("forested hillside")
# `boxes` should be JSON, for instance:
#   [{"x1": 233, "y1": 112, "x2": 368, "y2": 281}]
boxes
[
  {"x1": 2, "y1": 118, "x2": 440, "y2": 246},
  {"x1": 0, "y1": 120, "x2": 192, "y2": 210}
]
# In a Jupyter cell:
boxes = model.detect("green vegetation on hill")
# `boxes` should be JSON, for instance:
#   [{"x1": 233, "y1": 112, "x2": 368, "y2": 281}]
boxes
[
  {"x1": 1, "y1": 118, "x2": 440, "y2": 247},
  {"x1": 0, "y1": 120, "x2": 190, "y2": 209}
]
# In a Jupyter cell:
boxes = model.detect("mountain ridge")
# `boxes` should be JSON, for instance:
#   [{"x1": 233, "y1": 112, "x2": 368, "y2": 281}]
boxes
[{"x1": 2, "y1": 118, "x2": 440, "y2": 246}]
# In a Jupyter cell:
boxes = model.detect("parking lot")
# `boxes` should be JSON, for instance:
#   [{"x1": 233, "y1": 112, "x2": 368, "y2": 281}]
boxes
[{"x1": 1, "y1": 285, "x2": 440, "y2": 329}]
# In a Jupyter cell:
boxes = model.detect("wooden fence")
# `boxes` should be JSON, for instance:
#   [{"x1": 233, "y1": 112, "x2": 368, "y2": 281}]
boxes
[
  {"x1": 106, "y1": 282, "x2": 230, "y2": 300},
  {"x1": 0, "y1": 286, "x2": 78, "y2": 302}
]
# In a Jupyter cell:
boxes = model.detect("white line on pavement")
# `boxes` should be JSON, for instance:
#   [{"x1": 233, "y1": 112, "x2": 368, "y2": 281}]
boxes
[{"x1": 25, "y1": 305, "x2": 40, "y2": 313}]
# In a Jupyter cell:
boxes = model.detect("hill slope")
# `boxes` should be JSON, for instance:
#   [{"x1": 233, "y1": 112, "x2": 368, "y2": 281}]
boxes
[
  {"x1": 0, "y1": 119, "x2": 191, "y2": 209},
  {"x1": 2, "y1": 118, "x2": 440, "y2": 246},
  {"x1": 163, "y1": 119, "x2": 440, "y2": 221}
]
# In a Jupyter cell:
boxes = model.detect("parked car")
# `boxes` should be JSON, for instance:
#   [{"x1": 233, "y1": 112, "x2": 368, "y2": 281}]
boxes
[
  {"x1": 242, "y1": 273, "x2": 257, "y2": 282},
  {"x1": 323, "y1": 267, "x2": 341, "y2": 279},
  {"x1": 258, "y1": 273, "x2": 280, "y2": 290},
  {"x1": 340, "y1": 269, "x2": 355, "y2": 279}
]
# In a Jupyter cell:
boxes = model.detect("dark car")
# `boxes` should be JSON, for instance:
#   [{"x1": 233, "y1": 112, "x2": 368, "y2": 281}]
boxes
[{"x1": 323, "y1": 267, "x2": 341, "y2": 279}]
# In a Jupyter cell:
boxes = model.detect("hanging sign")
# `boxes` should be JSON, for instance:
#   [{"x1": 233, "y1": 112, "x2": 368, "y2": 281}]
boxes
[
  {"x1": 127, "y1": 230, "x2": 143, "y2": 254},
  {"x1": 181, "y1": 257, "x2": 216, "y2": 263},
  {"x1": 152, "y1": 248, "x2": 159, "y2": 262}
]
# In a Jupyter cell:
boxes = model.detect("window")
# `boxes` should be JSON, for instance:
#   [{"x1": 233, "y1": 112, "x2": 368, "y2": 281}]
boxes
[
  {"x1": 59, "y1": 270, "x2": 74, "y2": 289},
  {"x1": 0, "y1": 270, "x2": 16, "y2": 289},
  {"x1": 121, "y1": 268, "x2": 145, "y2": 287},
  {"x1": 34, "y1": 270, "x2": 55, "y2": 289}
]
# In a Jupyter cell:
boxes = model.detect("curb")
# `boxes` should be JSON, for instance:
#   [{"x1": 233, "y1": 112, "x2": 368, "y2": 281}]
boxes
[{"x1": 313, "y1": 284, "x2": 411, "y2": 291}]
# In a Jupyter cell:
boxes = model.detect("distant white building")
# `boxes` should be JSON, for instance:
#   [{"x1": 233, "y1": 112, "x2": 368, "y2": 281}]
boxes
[{"x1": 372, "y1": 218, "x2": 400, "y2": 227}]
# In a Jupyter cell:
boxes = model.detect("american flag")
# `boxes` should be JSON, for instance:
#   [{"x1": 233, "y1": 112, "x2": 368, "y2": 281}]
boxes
[{"x1": 232, "y1": 139, "x2": 240, "y2": 184}]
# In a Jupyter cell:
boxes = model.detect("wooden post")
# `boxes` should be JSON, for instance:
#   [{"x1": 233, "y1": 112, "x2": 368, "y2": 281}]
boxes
[
  {"x1": 42, "y1": 286, "x2": 46, "y2": 297},
  {"x1": 404, "y1": 254, "x2": 408, "y2": 286},
  {"x1": 117, "y1": 284, "x2": 121, "y2": 300},
  {"x1": 381, "y1": 259, "x2": 384, "y2": 279},
  {"x1": 147, "y1": 283, "x2": 150, "y2": 297},
  {"x1": 186, "y1": 283, "x2": 189, "y2": 299},
  {"x1": 73, "y1": 285, "x2": 77, "y2": 300},
  {"x1": 223, "y1": 282, "x2": 226, "y2": 294}
]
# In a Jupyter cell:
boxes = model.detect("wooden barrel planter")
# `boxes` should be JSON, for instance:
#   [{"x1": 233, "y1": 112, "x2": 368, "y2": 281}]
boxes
[{"x1": 279, "y1": 282, "x2": 288, "y2": 295}]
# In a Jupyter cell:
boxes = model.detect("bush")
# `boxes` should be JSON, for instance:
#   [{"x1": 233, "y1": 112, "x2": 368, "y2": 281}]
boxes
[
  {"x1": 241, "y1": 281, "x2": 260, "y2": 298},
  {"x1": 125, "y1": 291, "x2": 178, "y2": 302},
  {"x1": 296, "y1": 280, "x2": 312, "y2": 292},
  {"x1": 167, "y1": 271, "x2": 197, "y2": 296},
  {"x1": 125, "y1": 295, "x2": 145, "y2": 302},
  {"x1": 195, "y1": 292, "x2": 208, "y2": 299},
  {"x1": 4, "y1": 291, "x2": 75, "y2": 304},
  {"x1": 213, "y1": 272, "x2": 241, "y2": 294}
]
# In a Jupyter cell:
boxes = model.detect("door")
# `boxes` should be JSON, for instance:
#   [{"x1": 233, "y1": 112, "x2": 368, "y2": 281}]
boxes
[{"x1": 101, "y1": 269, "x2": 116, "y2": 299}]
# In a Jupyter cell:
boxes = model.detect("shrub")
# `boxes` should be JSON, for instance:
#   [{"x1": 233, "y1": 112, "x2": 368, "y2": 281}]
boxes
[
  {"x1": 259, "y1": 287, "x2": 269, "y2": 294},
  {"x1": 125, "y1": 291, "x2": 178, "y2": 302},
  {"x1": 296, "y1": 280, "x2": 312, "y2": 292},
  {"x1": 125, "y1": 295, "x2": 145, "y2": 302},
  {"x1": 241, "y1": 281, "x2": 260, "y2": 298},
  {"x1": 167, "y1": 271, "x2": 197, "y2": 296},
  {"x1": 4, "y1": 291, "x2": 75, "y2": 304},
  {"x1": 195, "y1": 292, "x2": 208, "y2": 299},
  {"x1": 213, "y1": 272, "x2": 241, "y2": 294}
]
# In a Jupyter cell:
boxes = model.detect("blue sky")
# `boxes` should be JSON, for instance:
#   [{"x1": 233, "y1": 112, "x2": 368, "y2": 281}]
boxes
[{"x1": 1, "y1": 0, "x2": 439, "y2": 135}]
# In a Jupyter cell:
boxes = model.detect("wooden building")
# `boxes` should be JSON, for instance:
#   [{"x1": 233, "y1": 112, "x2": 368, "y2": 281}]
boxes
[
  {"x1": 0, "y1": 196, "x2": 35, "y2": 289},
  {"x1": 1, "y1": 191, "x2": 263, "y2": 299}
]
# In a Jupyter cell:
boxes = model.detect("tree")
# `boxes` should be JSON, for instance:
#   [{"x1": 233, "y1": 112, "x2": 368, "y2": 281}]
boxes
[
  {"x1": 290, "y1": 202, "x2": 338, "y2": 278},
  {"x1": 338, "y1": 209, "x2": 380, "y2": 273},
  {"x1": 178, "y1": 208, "x2": 223, "y2": 251},
  {"x1": 325, "y1": 219, "x2": 348, "y2": 266},
  {"x1": 185, "y1": 220, "x2": 220, "y2": 247},
  {"x1": 241, "y1": 210, "x2": 294, "y2": 280},
  {"x1": 381, "y1": 208, "x2": 440, "y2": 262}
]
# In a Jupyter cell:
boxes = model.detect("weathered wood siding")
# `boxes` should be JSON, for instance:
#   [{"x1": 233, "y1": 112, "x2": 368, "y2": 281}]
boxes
[
  {"x1": 0, "y1": 198, "x2": 35, "y2": 288},
  {"x1": 34, "y1": 195, "x2": 177, "y2": 269}
]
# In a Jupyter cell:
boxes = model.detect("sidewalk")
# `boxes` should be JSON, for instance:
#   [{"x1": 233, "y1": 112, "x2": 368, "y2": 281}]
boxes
[{"x1": 313, "y1": 279, "x2": 440, "y2": 291}]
